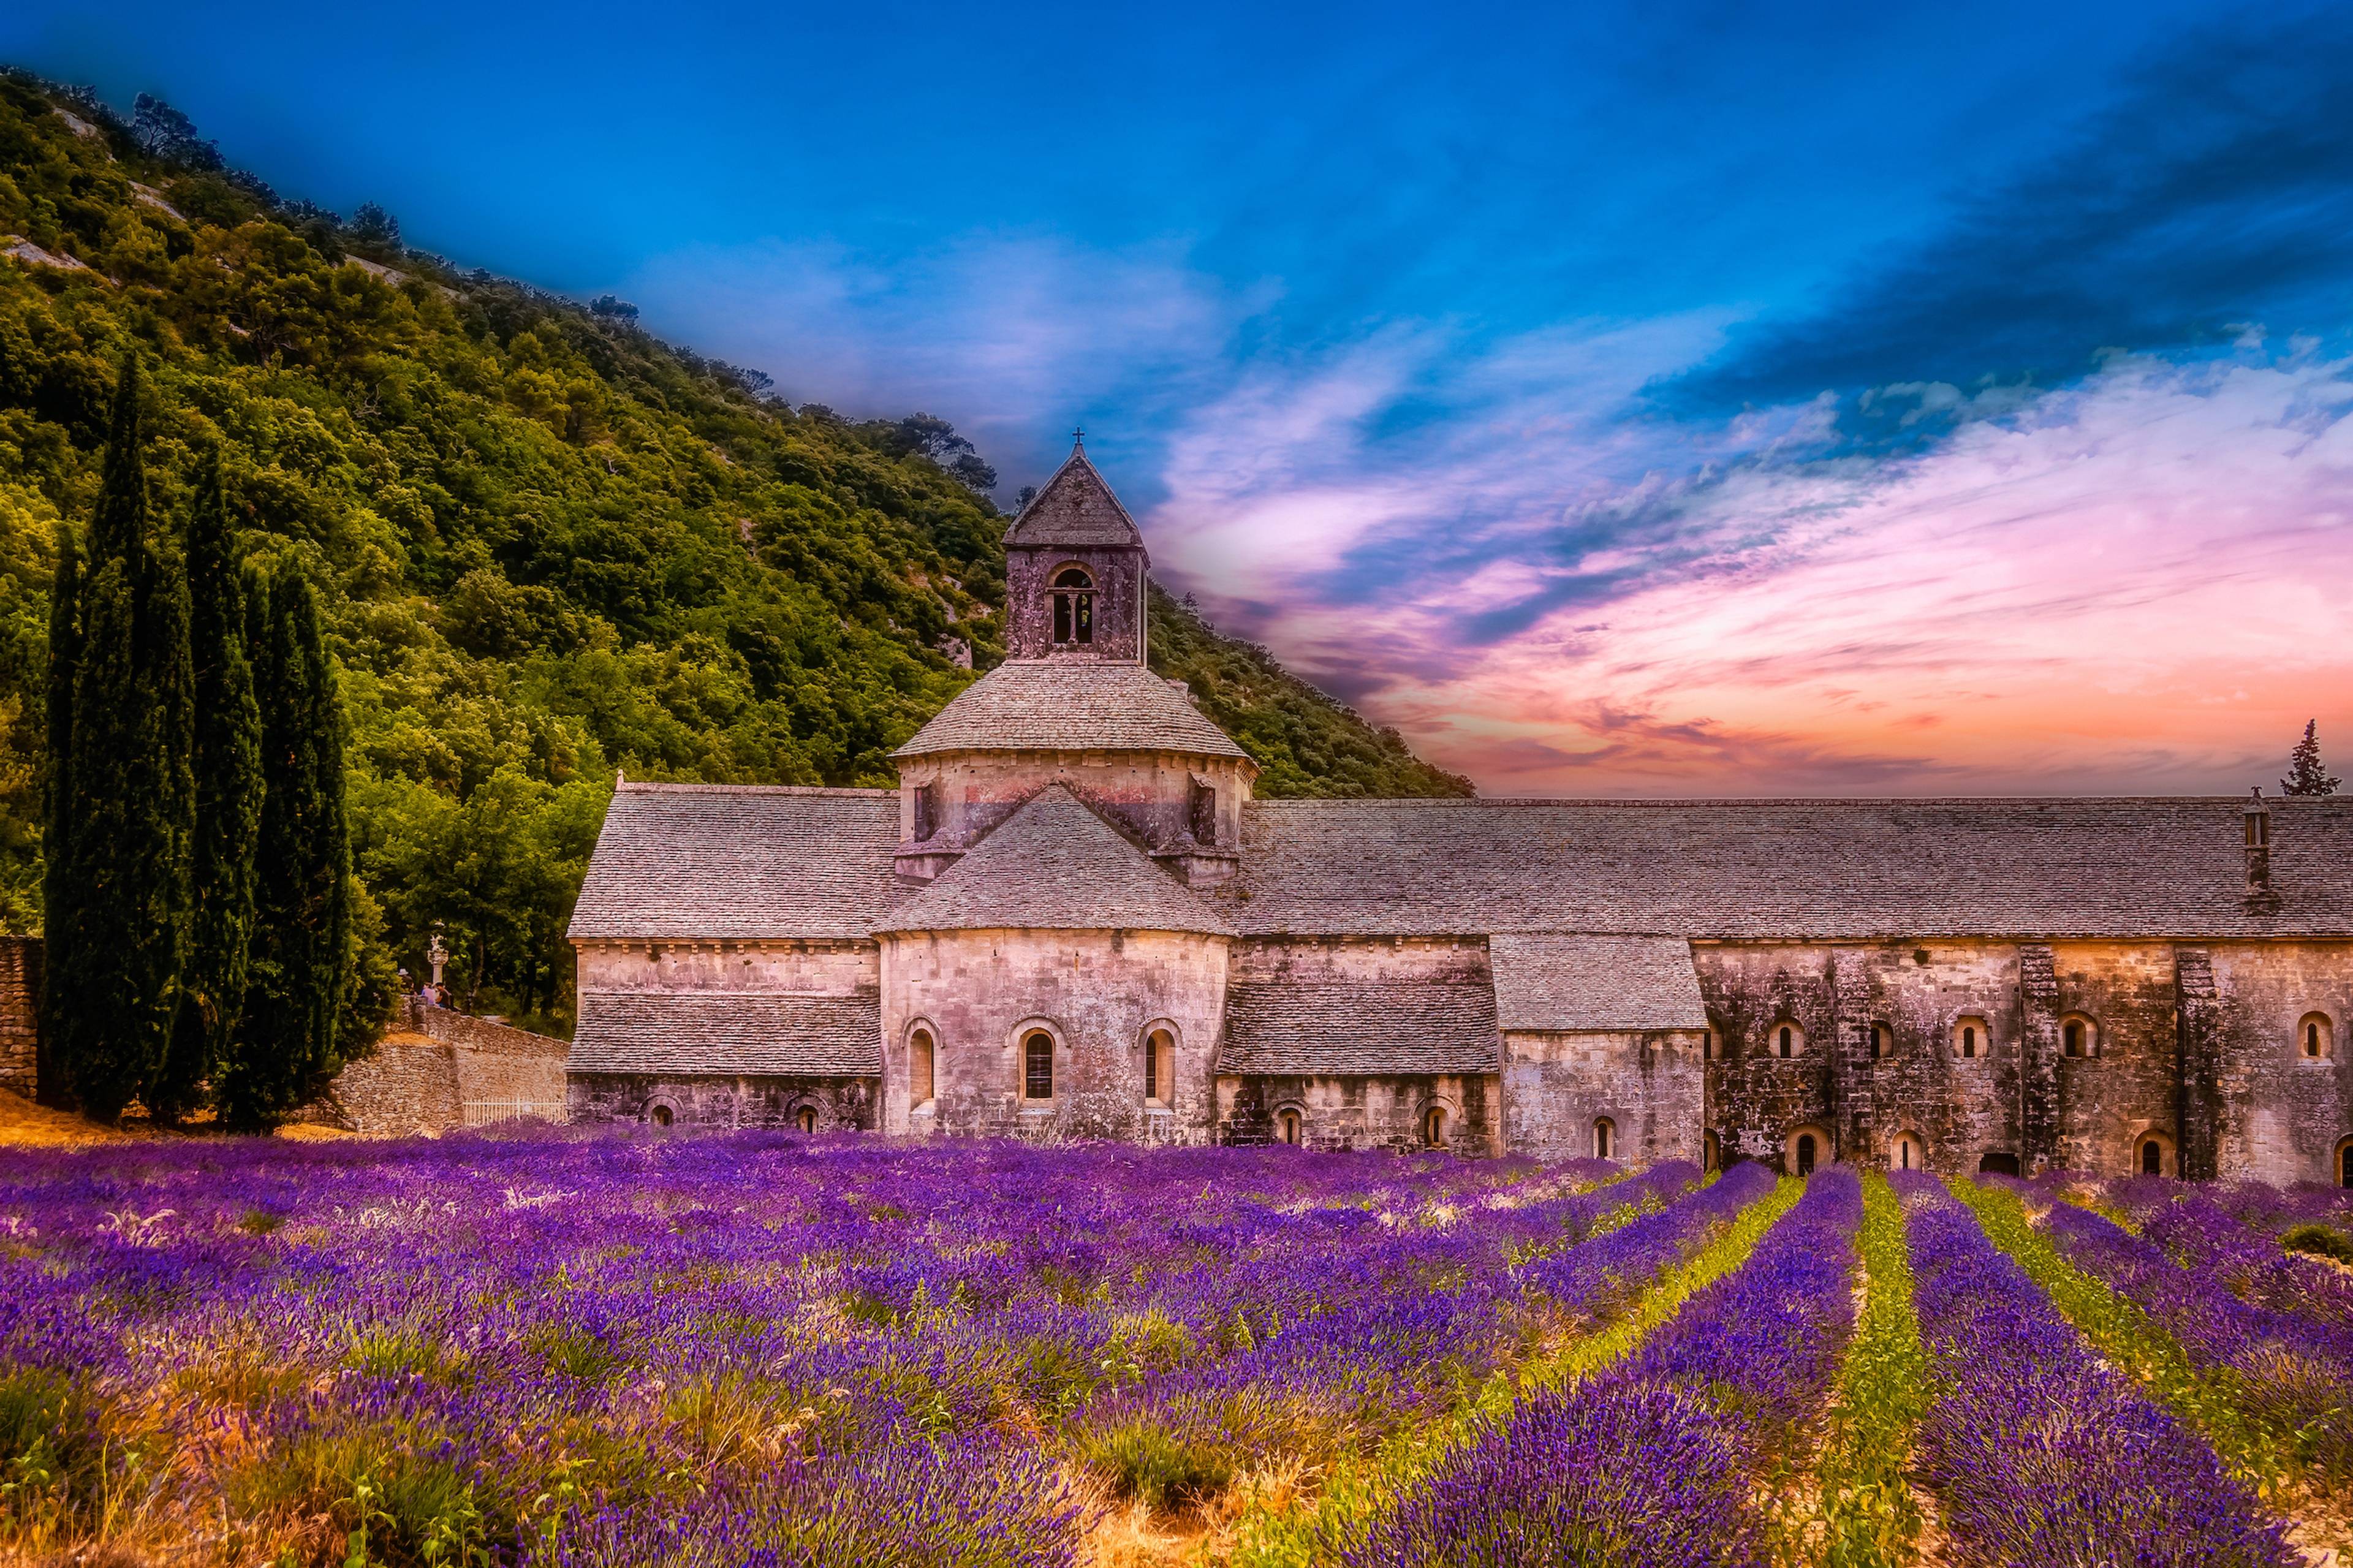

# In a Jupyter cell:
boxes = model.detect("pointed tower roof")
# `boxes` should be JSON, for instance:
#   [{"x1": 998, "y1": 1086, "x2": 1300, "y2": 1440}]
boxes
[
  {"x1": 1004, "y1": 435, "x2": 1146, "y2": 551},
  {"x1": 876, "y1": 785, "x2": 1235, "y2": 936}
]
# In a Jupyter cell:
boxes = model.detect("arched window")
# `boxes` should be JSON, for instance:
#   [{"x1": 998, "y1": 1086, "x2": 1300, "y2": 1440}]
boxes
[
  {"x1": 1794, "y1": 1132, "x2": 1817, "y2": 1176},
  {"x1": 1023, "y1": 1031, "x2": 1055, "y2": 1100},
  {"x1": 909, "y1": 1028, "x2": 936, "y2": 1108},
  {"x1": 1422, "y1": 1105, "x2": 1449, "y2": 1148},
  {"x1": 1979, "y1": 1151, "x2": 2021, "y2": 1176},
  {"x1": 2062, "y1": 1015, "x2": 2098, "y2": 1059},
  {"x1": 1277, "y1": 1108, "x2": 1303, "y2": 1145},
  {"x1": 1953, "y1": 1016, "x2": 1990, "y2": 1059},
  {"x1": 1593, "y1": 1118, "x2": 1616, "y2": 1161},
  {"x1": 2300, "y1": 1013, "x2": 2334, "y2": 1060},
  {"x1": 649, "y1": 1103, "x2": 673, "y2": 1128},
  {"x1": 1050, "y1": 566, "x2": 1095, "y2": 646},
  {"x1": 1772, "y1": 1021, "x2": 1805, "y2": 1058},
  {"x1": 2341, "y1": 1137, "x2": 2352, "y2": 1188},
  {"x1": 795, "y1": 1105, "x2": 817, "y2": 1135},
  {"x1": 1888, "y1": 1132, "x2": 1923, "y2": 1172},
  {"x1": 1144, "y1": 1029, "x2": 1175, "y2": 1107},
  {"x1": 2142, "y1": 1138, "x2": 2164, "y2": 1176},
  {"x1": 1871, "y1": 1022, "x2": 1895, "y2": 1059}
]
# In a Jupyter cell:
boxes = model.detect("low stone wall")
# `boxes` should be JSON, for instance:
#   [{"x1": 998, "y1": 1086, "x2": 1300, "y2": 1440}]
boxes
[
  {"x1": 1217, "y1": 1071, "x2": 1504, "y2": 1156},
  {"x1": 0, "y1": 938, "x2": 40, "y2": 1097},
  {"x1": 569, "y1": 1070, "x2": 877, "y2": 1131},
  {"x1": 312, "y1": 1004, "x2": 570, "y2": 1134}
]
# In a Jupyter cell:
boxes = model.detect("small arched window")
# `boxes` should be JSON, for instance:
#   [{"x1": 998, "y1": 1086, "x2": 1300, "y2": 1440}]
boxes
[
  {"x1": 2062, "y1": 1015, "x2": 2098, "y2": 1059},
  {"x1": 1593, "y1": 1118, "x2": 1616, "y2": 1161},
  {"x1": 910, "y1": 1028, "x2": 936, "y2": 1108},
  {"x1": 650, "y1": 1104, "x2": 673, "y2": 1128},
  {"x1": 795, "y1": 1105, "x2": 817, "y2": 1135},
  {"x1": 1422, "y1": 1105, "x2": 1449, "y2": 1149},
  {"x1": 2300, "y1": 1013, "x2": 2333, "y2": 1060},
  {"x1": 1953, "y1": 1017, "x2": 1990, "y2": 1059},
  {"x1": 1889, "y1": 1132, "x2": 1922, "y2": 1172},
  {"x1": 1277, "y1": 1108, "x2": 1302, "y2": 1145},
  {"x1": 1871, "y1": 1022, "x2": 1895, "y2": 1059},
  {"x1": 1145, "y1": 1029, "x2": 1175, "y2": 1107},
  {"x1": 1773, "y1": 1021, "x2": 1805, "y2": 1058},
  {"x1": 1023, "y1": 1031, "x2": 1055, "y2": 1100},
  {"x1": 1794, "y1": 1132, "x2": 1817, "y2": 1176},
  {"x1": 1050, "y1": 566, "x2": 1095, "y2": 646},
  {"x1": 2141, "y1": 1138, "x2": 2164, "y2": 1176}
]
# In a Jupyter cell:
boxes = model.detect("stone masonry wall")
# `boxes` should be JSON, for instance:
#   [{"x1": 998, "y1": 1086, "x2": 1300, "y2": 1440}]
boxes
[
  {"x1": 1216, "y1": 1072, "x2": 1501, "y2": 1154},
  {"x1": 567, "y1": 1071, "x2": 877, "y2": 1131},
  {"x1": 2203, "y1": 941, "x2": 2353, "y2": 1184},
  {"x1": 879, "y1": 927, "x2": 1228, "y2": 1142},
  {"x1": 1502, "y1": 1028, "x2": 1703, "y2": 1164},
  {"x1": 0, "y1": 937, "x2": 39, "y2": 1097}
]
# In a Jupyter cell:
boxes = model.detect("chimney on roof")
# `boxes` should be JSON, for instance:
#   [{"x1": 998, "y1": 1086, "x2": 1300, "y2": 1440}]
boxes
[{"x1": 2244, "y1": 787, "x2": 2278, "y2": 911}]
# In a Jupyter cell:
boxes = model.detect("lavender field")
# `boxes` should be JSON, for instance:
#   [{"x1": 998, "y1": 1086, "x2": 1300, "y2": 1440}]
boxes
[{"x1": 0, "y1": 1132, "x2": 2345, "y2": 1567}]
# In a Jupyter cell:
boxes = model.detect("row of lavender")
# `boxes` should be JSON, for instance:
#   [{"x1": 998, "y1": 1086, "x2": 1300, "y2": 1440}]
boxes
[{"x1": 1340, "y1": 1166, "x2": 2315, "y2": 1567}]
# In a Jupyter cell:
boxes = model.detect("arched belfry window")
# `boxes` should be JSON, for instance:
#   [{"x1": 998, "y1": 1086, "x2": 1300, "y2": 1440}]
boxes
[{"x1": 1050, "y1": 566, "x2": 1095, "y2": 646}]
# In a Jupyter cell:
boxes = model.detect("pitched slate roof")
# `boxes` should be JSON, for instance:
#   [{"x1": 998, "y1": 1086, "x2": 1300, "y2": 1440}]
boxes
[
  {"x1": 1222, "y1": 797, "x2": 2353, "y2": 940},
  {"x1": 1219, "y1": 979, "x2": 1499, "y2": 1075},
  {"x1": 893, "y1": 659, "x2": 1252, "y2": 760},
  {"x1": 1003, "y1": 445, "x2": 1145, "y2": 550},
  {"x1": 570, "y1": 990, "x2": 881, "y2": 1075},
  {"x1": 567, "y1": 784, "x2": 902, "y2": 941},
  {"x1": 877, "y1": 785, "x2": 1235, "y2": 935},
  {"x1": 1490, "y1": 935, "x2": 1708, "y2": 1032}
]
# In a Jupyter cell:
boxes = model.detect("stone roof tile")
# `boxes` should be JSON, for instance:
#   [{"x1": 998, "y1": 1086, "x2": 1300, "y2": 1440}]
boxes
[
  {"x1": 1219, "y1": 979, "x2": 1499, "y2": 1075},
  {"x1": 1002, "y1": 447, "x2": 1144, "y2": 550},
  {"x1": 567, "y1": 784, "x2": 903, "y2": 940},
  {"x1": 1489, "y1": 934, "x2": 1708, "y2": 1031},
  {"x1": 893, "y1": 660, "x2": 1252, "y2": 760},
  {"x1": 569, "y1": 990, "x2": 882, "y2": 1075},
  {"x1": 877, "y1": 785, "x2": 1235, "y2": 935},
  {"x1": 1223, "y1": 797, "x2": 2353, "y2": 940}
]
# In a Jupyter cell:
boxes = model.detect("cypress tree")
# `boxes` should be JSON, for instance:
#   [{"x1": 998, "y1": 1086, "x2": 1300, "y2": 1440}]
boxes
[
  {"x1": 39, "y1": 522, "x2": 81, "y2": 1108},
  {"x1": 222, "y1": 562, "x2": 350, "y2": 1132},
  {"x1": 151, "y1": 450, "x2": 263, "y2": 1126},
  {"x1": 50, "y1": 355, "x2": 195, "y2": 1124}
]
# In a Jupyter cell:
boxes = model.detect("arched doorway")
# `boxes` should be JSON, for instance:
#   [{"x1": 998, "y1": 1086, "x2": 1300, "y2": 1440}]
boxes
[
  {"x1": 1276, "y1": 1108, "x2": 1303, "y2": 1145},
  {"x1": 649, "y1": 1104, "x2": 673, "y2": 1128},
  {"x1": 1421, "y1": 1104, "x2": 1449, "y2": 1149},
  {"x1": 795, "y1": 1105, "x2": 817, "y2": 1135}
]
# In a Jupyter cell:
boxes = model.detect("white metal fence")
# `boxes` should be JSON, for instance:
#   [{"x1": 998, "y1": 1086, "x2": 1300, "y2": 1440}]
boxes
[{"x1": 461, "y1": 1100, "x2": 568, "y2": 1127}]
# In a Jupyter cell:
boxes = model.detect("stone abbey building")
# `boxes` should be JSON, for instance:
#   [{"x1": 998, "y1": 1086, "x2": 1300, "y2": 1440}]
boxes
[{"x1": 569, "y1": 442, "x2": 2353, "y2": 1186}]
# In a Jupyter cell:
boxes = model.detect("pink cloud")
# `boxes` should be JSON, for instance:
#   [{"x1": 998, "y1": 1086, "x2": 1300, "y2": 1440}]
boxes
[{"x1": 1151, "y1": 343, "x2": 2353, "y2": 795}]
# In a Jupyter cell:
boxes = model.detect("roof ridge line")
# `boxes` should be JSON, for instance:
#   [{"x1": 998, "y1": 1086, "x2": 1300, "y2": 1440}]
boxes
[{"x1": 616, "y1": 782, "x2": 893, "y2": 797}]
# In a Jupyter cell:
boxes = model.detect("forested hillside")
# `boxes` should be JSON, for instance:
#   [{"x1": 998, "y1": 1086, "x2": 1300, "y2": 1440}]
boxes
[{"x1": 0, "y1": 73, "x2": 1470, "y2": 1034}]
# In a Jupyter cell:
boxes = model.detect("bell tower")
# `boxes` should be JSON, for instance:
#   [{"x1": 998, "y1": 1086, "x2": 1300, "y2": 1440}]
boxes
[{"x1": 1002, "y1": 433, "x2": 1148, "y2": 663}]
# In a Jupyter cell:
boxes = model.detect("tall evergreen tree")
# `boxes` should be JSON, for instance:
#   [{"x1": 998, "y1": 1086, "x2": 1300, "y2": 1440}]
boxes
[
  {"x1": 2282, "y1": 720, "x2": 2341, "y2": 797},
  {"x1": 151, "y1": 450, "x2": 263, "y2": 1126},
  {"x1": 222, "y1": 562, "x2": 350, "y2": 1132},
  {"x1": 48, "y1": 355, "x2": 195, "y2": 1124},
  {"x1": 38, "y1": 522, "x2": 81, "y2": 1108}
]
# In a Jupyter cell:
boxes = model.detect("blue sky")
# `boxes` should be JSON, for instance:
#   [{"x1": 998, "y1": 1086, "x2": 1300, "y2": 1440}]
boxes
[{"x1": 9, "y1": 1, "x2": 2353, "y2": 792}]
